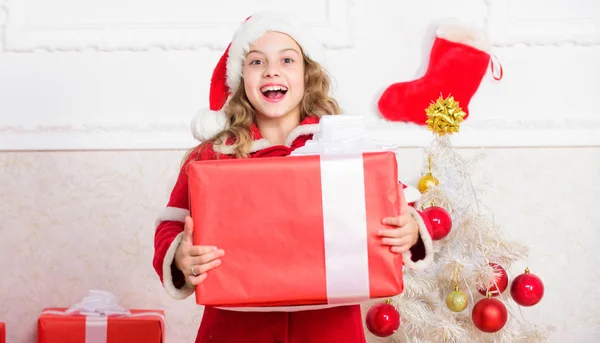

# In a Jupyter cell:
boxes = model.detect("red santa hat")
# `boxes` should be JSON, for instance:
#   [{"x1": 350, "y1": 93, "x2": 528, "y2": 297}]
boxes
[{"x1": 191, "y1": 11, "x2": 326, "y2": 142}]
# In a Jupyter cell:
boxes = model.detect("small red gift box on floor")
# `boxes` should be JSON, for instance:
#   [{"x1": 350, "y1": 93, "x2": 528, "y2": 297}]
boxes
[
  {"x1": 189, "y1": 151, "x2": 406, "y2": 310},
  {"x1": 38, "y1": 291, "x2": 164, "y2": 343},
  {"x1": 38, "y1": 309, "x2": 164, "y2": 343}
]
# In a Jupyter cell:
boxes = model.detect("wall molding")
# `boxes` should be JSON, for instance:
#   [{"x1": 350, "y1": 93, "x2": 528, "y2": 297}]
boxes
[
  {"x1": 370, "y1": 117, "x2": 600, "y2": 148},
  {"x1": 2, "y1": 117, "x2": 599, "y2": 151},
  {"x1": 485, "y1": 0, "x2": 600, "y2": 46},
  {"x1": 2, "y1": 0, "x2": 355, "y2": 52},
  {"x1": 0, "y1": 122, "x2": 195, "y2": 150}
]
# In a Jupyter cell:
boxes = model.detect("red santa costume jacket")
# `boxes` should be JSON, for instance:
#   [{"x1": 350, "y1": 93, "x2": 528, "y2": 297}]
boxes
[{"x1": 153, "y1": 116, "x2": 434, "y2": 343}]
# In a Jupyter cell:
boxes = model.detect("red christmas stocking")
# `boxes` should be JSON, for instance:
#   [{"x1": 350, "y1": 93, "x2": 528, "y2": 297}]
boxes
[{"x1": 378, "y1": 24, "x2": 501, "y2": 125}]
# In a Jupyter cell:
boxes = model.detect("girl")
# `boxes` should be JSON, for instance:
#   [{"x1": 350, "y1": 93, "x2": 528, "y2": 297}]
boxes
[{"x1": 153, "y1": 11, "x2": 434, "y2": 343}]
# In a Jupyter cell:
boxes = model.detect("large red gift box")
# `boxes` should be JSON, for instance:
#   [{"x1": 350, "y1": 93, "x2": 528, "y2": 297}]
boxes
[
  {"x1": 189, "y1": 151, "x2": 406, "y2": 309},
  {"x1": 38, "y1": 308, "x2": 164, "y2": 343}
]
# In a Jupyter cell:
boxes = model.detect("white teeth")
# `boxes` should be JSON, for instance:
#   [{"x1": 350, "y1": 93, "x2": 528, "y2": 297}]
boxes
[{"x1": 261, "y1": 85, "x2": 288, "y2": 93}]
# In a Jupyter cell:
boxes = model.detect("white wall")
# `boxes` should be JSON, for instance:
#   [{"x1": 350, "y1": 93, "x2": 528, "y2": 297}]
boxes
[{"x1": 1, "y1": 1, "x2": 599, "y2": 342}]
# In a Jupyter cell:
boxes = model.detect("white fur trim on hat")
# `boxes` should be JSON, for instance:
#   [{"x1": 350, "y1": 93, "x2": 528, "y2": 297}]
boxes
[
  {"x1": 191, "y1": 108, "x2": 228, "y2": 142},
  {"x1": 436, "y1": 20, "x2": 491, "y2": 53},
  {"x1": 226, "y1": 11, "x2": 326, "y2": 93}
]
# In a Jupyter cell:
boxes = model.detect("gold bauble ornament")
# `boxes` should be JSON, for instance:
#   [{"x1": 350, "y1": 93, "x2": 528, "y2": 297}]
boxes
[
  {"x1": 425, "y1": 95, "x2": 466, "y2": 136},
  {"x1": 418, "y1": 173, "x2": 439, "y2": 193},
  {"x1": 418, "y1": 155, "x2": 438, "y2": 193},
  {"x1": 446, "y1": 286, "x2": 469, "y2": 312}
]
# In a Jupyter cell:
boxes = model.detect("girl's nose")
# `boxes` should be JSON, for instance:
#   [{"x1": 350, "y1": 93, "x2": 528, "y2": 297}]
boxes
[{"x1": 264, "y1": 64, "x2": 281, "y2": 78}]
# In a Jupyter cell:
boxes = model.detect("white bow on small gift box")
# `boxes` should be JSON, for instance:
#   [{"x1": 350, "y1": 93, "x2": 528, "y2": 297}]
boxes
[
  {"x1": 41, "y1": 290, "x2": 164, "y2": 343},
  {"x1": 64, "y1": 290, "x2": 131, "y2": 317}
]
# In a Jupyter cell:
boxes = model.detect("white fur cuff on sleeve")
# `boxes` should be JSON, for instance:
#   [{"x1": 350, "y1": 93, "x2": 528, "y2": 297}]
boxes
[
  {"x1": 155, "y1": 206, "x2": 190, "y2": 228},
  {"x1": 402, "y1": 207, "x2": 434, "y2": 270},
  {"x1": 403, "y1": 185, "x2": 421, "y2": 204},
  {"x1": 162, "y1": 232, "x2": 195, "y2": 300}
]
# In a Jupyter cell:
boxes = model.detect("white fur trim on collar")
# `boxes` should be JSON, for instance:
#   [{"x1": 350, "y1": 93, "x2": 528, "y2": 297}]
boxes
[
  {"x1": 213, "y1": 122, "x2": 320, "y2": 155},
  {"x1": 226, "y1": 11, "x2": 325, "y2": 93},
  {"x1": 284, "y1": 123, "x2": 320, "y2": 147}
]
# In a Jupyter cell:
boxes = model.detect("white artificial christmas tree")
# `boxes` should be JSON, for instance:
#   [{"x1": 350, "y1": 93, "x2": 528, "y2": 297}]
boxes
[{"x1": 364, "y1": 99, "x2": 553, "y2": 343}]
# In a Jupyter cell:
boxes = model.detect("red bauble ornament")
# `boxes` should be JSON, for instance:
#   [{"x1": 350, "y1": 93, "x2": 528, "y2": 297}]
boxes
[
  {"x1": 365, "y1": 302, "x2": 400, "y2": 337},
  {"x1": 472, "y1": 297, "x2": 508, "y2": 333},
  {"x1": 478, "y1": 263, "x2": 509, "y2": 297},
  {"x1": 510, "y1": 267, "x2": 544, "y2": 306},
  {"x1": 422, "y1": 206, "x2": 452, "y2": 240}
]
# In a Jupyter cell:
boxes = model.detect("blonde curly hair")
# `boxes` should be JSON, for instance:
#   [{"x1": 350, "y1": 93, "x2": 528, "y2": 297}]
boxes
[{"x1": 187, "y1": 52, "x2": 341, "y2": 161}]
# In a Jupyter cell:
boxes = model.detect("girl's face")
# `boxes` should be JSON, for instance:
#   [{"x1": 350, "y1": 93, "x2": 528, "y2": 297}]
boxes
[{"x1": 242, "y1": 32, "x2": 305, "y2": 122}]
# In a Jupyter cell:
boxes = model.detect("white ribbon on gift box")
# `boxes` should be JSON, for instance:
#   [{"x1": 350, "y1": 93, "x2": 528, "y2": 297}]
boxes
[
  {"x1": 300, "y1": 115, "x2": 400, "y2": 305},
  {"x1": 219, "y1": 115, "x2": 402, "y2": 312},
  {"x1": 320, "y1": 153, "x2": 371, "y2": 304},
  {"x1": 41, "y1": 290, "x2": 165, "y2": 343}
]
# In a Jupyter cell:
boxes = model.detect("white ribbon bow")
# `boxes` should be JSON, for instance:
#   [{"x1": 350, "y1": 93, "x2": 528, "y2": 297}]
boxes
[
  {"x1": 64, "y1": 290, "x2": 131, "y2": 317},
  {"x1": 291, "y1": 115, "x2": 397, "y2": 156},
  {"x1": 42, "y1": 290, "x2": 164, "y2": 343}
]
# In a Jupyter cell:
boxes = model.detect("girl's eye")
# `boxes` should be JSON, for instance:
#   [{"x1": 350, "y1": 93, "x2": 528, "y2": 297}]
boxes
[
  {"x1": 283, "y1": 58, "x2": 294, "y2": 64},
  {"x1": 249, "y1": 60, "x2": 263, "y2": 65}
]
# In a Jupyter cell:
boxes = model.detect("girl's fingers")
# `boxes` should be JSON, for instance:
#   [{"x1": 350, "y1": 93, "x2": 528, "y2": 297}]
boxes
[
  {"x1": 188, "y1": 245, "x2": 219, "y2": 257},
  {"x1": 381, "y1": 215, "x2": 410, "y2": 227},
  {"x1": 192, "y1": 249, "x2": 225, "y2": 265},
  {"x1": 187, "y1": 273, "x2": 208, "y2": 286},
  {"x1": 195, "y1": 259, "x2": 222, "y2": 275},
  {"x1": 186, "y1": 259, "x2": 222, "y2": 285},
  {"x1": 378, "y1": 228, "x2": 410, "y2": 238},
  {"x1": 390, "y1": 244, "x2": 411, "y2": 254},
  {"x1": 381, "y1": 236, "x2": 413, "y2": 247}
]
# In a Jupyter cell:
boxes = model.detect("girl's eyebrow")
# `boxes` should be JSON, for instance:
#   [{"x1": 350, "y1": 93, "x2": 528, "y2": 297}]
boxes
[
  {"x1": 246, "y1": 48, "x2": 300, "y2": 55},
  {"x1": 279, "y1": 48, "x2": 300, "y2": 55}
]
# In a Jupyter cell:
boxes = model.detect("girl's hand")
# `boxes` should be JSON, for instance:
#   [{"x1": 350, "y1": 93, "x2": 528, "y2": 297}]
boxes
[
  {"x1": 174, "y1": 216, "x2": 224, "y2": 286},
  {"x1": 379, "y1": 211, "x2": 419, "y2": 254}
]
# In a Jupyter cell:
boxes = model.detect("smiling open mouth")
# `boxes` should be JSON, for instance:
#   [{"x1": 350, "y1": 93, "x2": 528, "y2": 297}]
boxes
[{"x1": 261, "y1": 85, "x2": 288, "y2": 100}]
